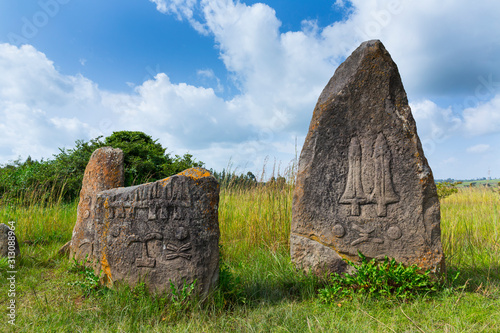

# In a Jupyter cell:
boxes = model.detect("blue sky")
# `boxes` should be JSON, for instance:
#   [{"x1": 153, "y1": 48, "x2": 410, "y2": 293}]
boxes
[{"x1": 0, "y1": 0, "x2": 499, "y2": 180}]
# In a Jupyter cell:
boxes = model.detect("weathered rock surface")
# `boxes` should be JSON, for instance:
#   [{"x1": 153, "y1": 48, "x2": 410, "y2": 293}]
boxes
[
  {"x1": 291, "y1": 40, "x2": 445, "y2": 276},
  {"x1": 91, "y1": 167, "x2": 220, "y2": 295},
  {"x1": 0, "y1": 223, "x2": 20, "y2": 258},
  {"x1": 70, "y1": 147, "x2": 124, "y2": 263}
]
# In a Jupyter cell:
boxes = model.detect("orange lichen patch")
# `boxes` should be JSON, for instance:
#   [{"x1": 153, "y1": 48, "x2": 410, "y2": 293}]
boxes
[
  {"x1": 100, "y1": 252, "x2": 113, "y2": 285},
  {"x1": 158, "y1": 177, "x2": 172, "y2": 188},
  {"x1": 100, "y1": 207, "x2": 112, "y2": 284},
  {"x1": 411, "y1": 250, "x2": 445, "y2": 271},
  {"x1": 179, "y1": 168, "x2": 212, "y2": 180},
  {"x1": 103, "y1": 198, "x2": 112, "y2": 219}
]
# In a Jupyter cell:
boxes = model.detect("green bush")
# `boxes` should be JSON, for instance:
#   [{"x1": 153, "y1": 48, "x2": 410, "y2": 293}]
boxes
[
  {"x1": 0, "y1": 131, "x2": 203, "y2": 203},
  {"x1": 436, "y1": 182, "x2": 458, "y2": 200}
]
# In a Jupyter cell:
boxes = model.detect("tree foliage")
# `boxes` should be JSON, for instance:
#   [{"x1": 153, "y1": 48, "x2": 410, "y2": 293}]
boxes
[
  {"x1": 436, "y1": 181, "x2": 458, "y2": 200},
  {"x1": 0, "y1": 131, "x2": 203, "y2": 203}
]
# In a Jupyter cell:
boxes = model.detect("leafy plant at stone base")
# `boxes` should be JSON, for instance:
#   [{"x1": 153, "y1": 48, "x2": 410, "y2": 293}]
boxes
[
  {"x1": 167, "y1": 279, "x2": 199, "y2": 316},
  {"x1": 436, "y1": 181, "x2": 458, "y2": 200},
  {"x1": 318, "y1": 252, "x2": 442, "y2": 303},
  {"x1": 67, "y1": 257, "x2": 109, "y2": 297}
]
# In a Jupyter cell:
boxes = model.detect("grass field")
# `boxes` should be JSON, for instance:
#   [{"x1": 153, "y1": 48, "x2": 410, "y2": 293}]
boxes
[{"x1": 0, "y1": 185, "x2": 499, "y2": 332}]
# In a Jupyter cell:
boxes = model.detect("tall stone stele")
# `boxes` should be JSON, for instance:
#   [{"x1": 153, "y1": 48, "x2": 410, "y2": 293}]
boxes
[
  {"x1": 70, "y1": 147, "x2": 125, "y2": 264},
  {"x1": 291, "y1": 40, "x2": 445, "y2": 276}
]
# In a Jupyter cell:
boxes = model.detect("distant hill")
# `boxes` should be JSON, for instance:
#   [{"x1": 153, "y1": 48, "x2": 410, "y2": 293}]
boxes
[{"x1": 435, "y1": 178, "x2": 500, "y2": 188}]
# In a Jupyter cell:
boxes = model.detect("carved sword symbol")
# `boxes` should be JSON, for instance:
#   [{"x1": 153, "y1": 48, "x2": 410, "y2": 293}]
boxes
[
  {"x1": 339, "y1": 133, "x2": 399, "y2": 217},
  {"x1": 127, "y1": 232, "x2": 163, "y2": 268},
  {"x1": 369, "y1": 133, "x2": 399, "y2": 217},
  {"x1": 350, "y1": 224, "x2": 384, "y2": 246},
  {"x1": 339, "y1": 137, "x2": 367, "y2": 216},
  {"x1": 165, "y1": 243, "x2": 192, "y2": 260}
]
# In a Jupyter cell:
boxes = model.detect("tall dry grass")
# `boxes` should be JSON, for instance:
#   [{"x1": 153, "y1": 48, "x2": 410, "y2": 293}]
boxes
[
  {"x1": 1, "y1": 169, "x2": 498, "y2": 279},
  {"x1": 219, "y1": 176, "x2": 499, "y2": 283},
  {"x1": 0, "y1": 186, "x2": 76, "y2": 245},
  {"x1": 440, "y1": 187, "x2": 500, "y2": 281},
  {"x1": 219, "y1": 181, "x2": 293, "y2": 260}
]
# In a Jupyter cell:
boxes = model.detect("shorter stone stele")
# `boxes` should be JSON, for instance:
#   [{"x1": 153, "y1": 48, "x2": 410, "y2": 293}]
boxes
[{"x1": 85, "y1": 166, "x2": 220, "y2": 295}]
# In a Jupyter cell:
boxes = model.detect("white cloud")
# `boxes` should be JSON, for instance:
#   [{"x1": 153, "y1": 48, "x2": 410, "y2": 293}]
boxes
[
  {"x1": 463, "y1": 94, "x2": 500, "y2": 136},
  {"x1": 411, "y1": 100, "x2": 462, "y2": 140},
  {"x1": 0, "y1": 44, "x2": 108, "y2": 162},
  {"x1": 0, "y1": 43, "x2": 279, "y2": 171},
  {"x1": 149, "y1": 0, "x2": 197, "y2": 19},
  {"x1": 197, "y1": 69, "x2": 223, "y2": 93},
  {"x1": 466, "y1": 144, "x2": 490, "y2": 154}
]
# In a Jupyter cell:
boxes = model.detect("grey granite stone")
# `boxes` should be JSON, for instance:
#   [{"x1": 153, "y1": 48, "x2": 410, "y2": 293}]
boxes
[{"x1": 291, "y1": 40, "x2": 445, "y2": 276}]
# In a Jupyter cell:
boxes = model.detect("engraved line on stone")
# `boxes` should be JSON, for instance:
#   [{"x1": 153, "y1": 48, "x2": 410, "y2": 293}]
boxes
[
  {"x1": 351, "y1": 224, "x2": 384, "y2": 246},
  {"x1": 165, "y1": 243, "x2": 192, "y2": 260},
  {"x1": 339, "y1": 136, "x2": 367, "y2": 216},
  {"x1": 78, "y1": 240, "x2": 91, "y2": 248},
  {"x1": 127, "y1": 233, "x2": 163, "y2": 268},
  {"x1": 148, "y1": 204, "x2": 157, "y2": 220},
  {"x1": 369, "y1": 133, "x2": 399, "y2": 217},
  {"x1": 77, "y1": 241, "x2": 93, "y2": 257}
]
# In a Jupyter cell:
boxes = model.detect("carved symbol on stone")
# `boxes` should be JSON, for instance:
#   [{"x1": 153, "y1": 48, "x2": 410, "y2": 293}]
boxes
[
  {"x1": 333, "y1": 224, "x2": 346, "y2": 238},
  {"x1": 77, "y1": 240, "x2": 93, "y2": 258},
  {"x1": 339, "y1": 137, "x2": 367, "y2": 216},
  {"x1": 387, "y1": 226, "x2": 402, "y2": 240},
  {"x1": 126, "y1": 206, "x2": 135, "y2": 219},
  {"x1": 165, "y1": 178, "x2": 192, "y2": 207},
  {"x1": 369, "y1": 133, "x2": 399, "y2": 217},
  {"x1": 175, "y1": 227, "x2": 189, "y2": 240},
  {"x1": 116, "y1": 204, "x2": 125, "y2": 218},
  {"x1": 165, "y1": 243, "x2": 192, "y2": 260},
  {"x1": 148, "y1": 204, "x2": 157, "y2": 220},
  {"x1": 82, "y1": 196, "x2": 92, "y2": 219},
  {"x1": 339, "y1": 133, "x2": 399, "y2": 217},
  {"x1": 127, "y1": 233, "x2": 163, "y2": 268},
  {"x1": 350, "y1": 224, "x2": 384, "y2": 246},
  {"x1": 78, "y1": 239, "x2": 91, "y2": 249}
]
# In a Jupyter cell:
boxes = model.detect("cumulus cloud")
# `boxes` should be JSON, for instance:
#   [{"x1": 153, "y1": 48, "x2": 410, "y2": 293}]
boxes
[
  {"x1": 150, "y1": 0, "x2": 197, "y2": 19},
  {"x1": 466, "y1": 144, "x2": 490, "y2": 154},
  {"x1": 197, "y1": 69, "x2": 223, "y2": 93},
  {"x1": 0, "y1": 43, "x2": 290, "y2": 170},
  {"x1": 0, "y1": 44, "x2": 108, "y2": 162},
  {"x1": 411, "y1": 100, "x2": 462, "y2": 140},
  {"x1": 463, "y1": 94, "x2": 500, "y2": 136}
]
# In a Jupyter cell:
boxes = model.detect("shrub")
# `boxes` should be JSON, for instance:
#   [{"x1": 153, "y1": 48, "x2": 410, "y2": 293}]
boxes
[
  {"x1": 318, "y1": 252, "x2": 439, "y2": 302},
  {"x1": 436, "y1": 181, "x2": 458, "y2": 200},
  {"x1": 0, "y1": 131, "x2": 203, "y2": 203}
]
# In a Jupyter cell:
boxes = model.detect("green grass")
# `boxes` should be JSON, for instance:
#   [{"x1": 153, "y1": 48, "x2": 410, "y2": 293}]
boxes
[{"x1": 0, "y1": 186, "x2": 499, "y2": 332}]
